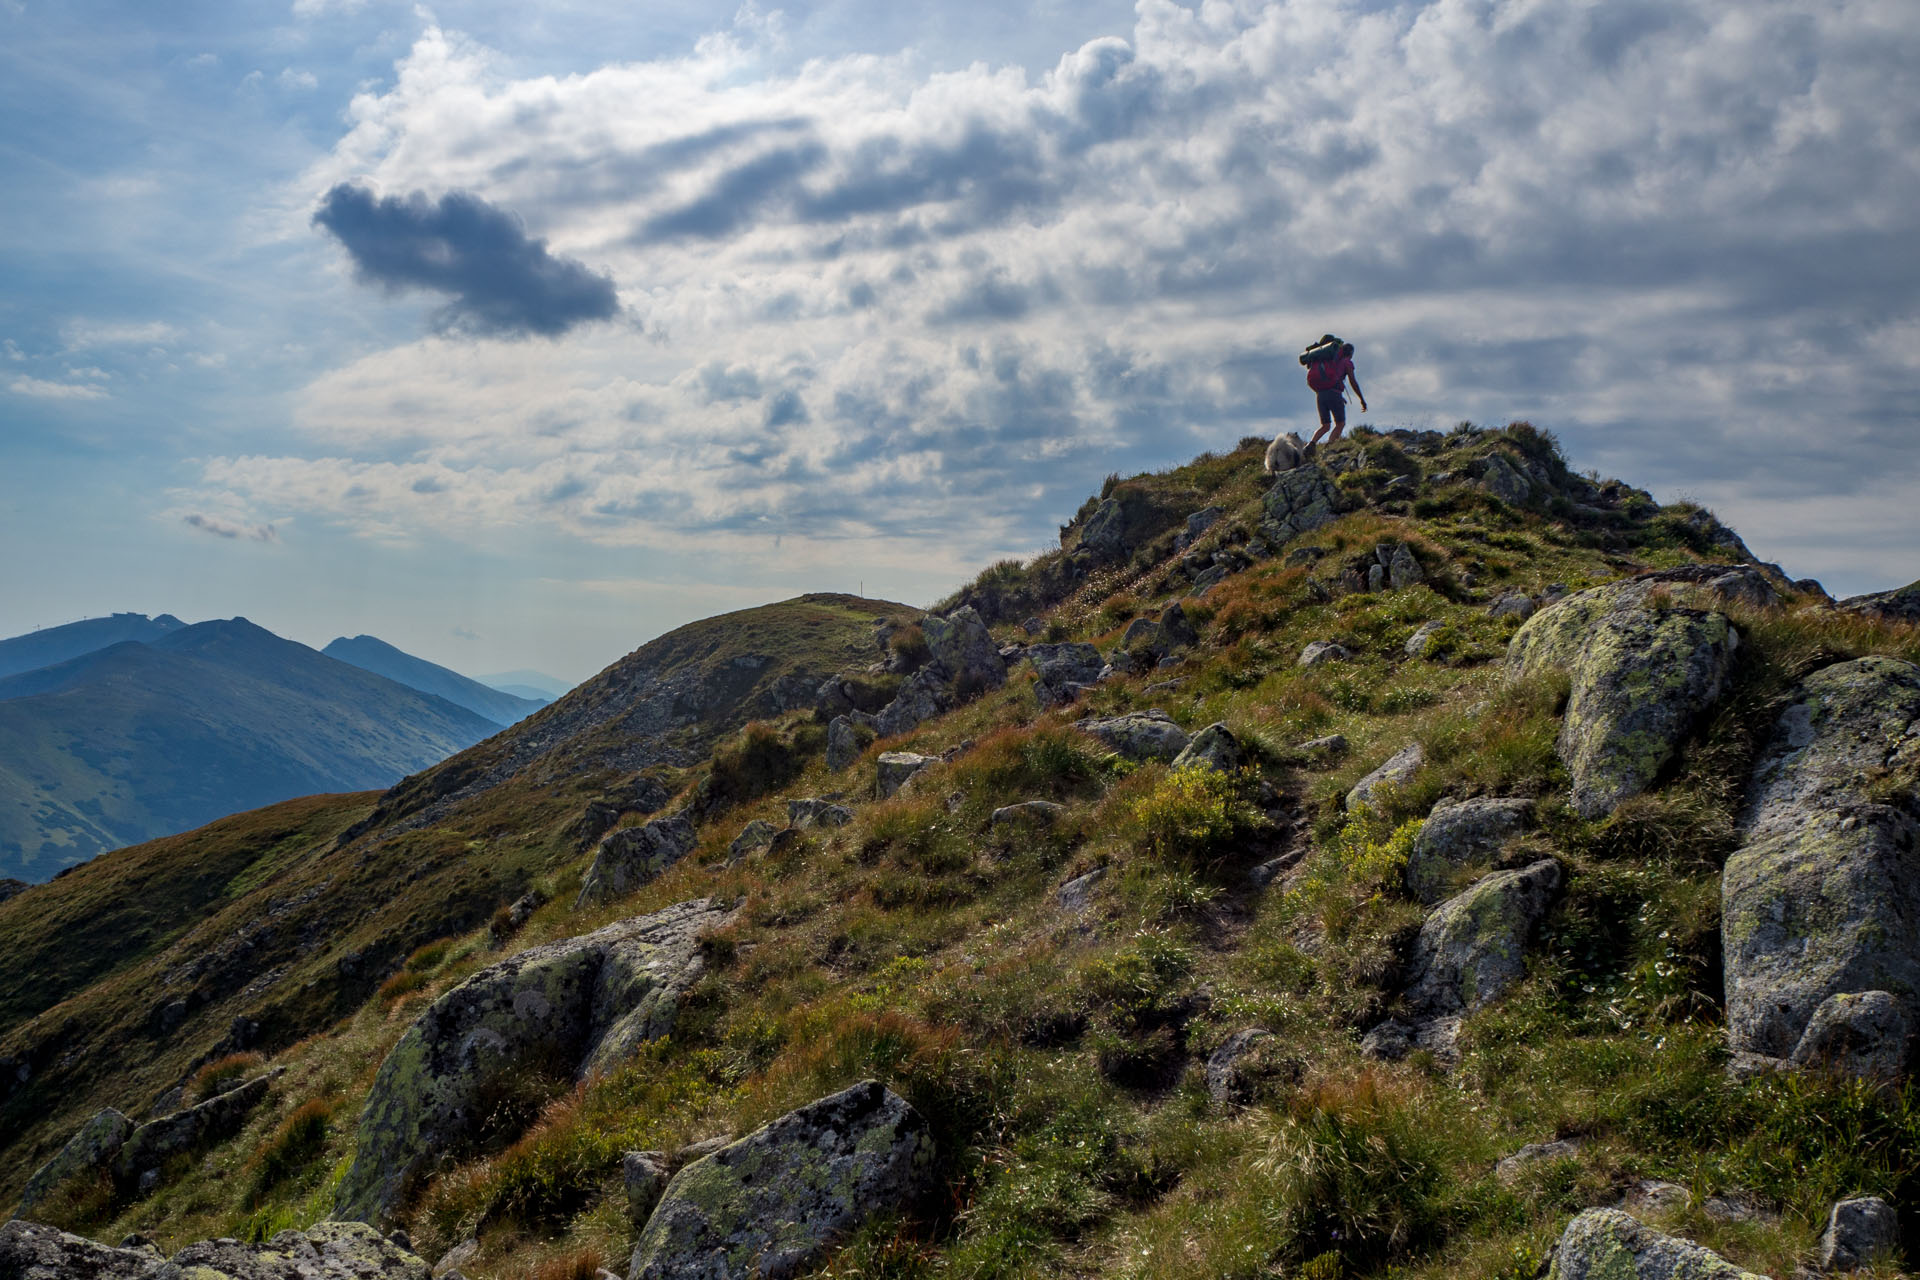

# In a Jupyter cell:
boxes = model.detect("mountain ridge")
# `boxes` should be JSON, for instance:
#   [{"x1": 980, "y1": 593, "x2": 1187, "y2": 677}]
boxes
[{"x1": 322, "y1": 634, "x2": 547, "y2": 726}]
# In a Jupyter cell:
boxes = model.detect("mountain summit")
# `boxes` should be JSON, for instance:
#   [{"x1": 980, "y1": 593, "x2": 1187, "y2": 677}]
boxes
[{"x1": 322, "y1": 635, "x2": 546, "y2": 726}]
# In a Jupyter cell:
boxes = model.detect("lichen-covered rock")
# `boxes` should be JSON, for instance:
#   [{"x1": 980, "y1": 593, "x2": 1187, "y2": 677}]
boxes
[
  {"x1": 1508, "y1": 572, "x2": 1739, "y2": 819},
  {"x1": 876, "y1": 752, "x2": 937, "y2": 799},
  {"x1": 18, "y1": 1106, "x2": 133, "y2": 1213},
  {"x1": 1175, "y1": 506, "x2": 1224, "y2": 550},
  {"x1": 1837, "y1": 578, "x2": 1920, "y2": 626},
  {"x1": 825, "y1": 714, "x2": 876, "y2": 771},
  {"x1": 1346, "y1": 743, "x2": 1424, "y2": 812},
  {"x1": 1404, "y1": 860, "x2": 1563, "y2": 1018},
  {"x1": 1820, "y1": 1195, "x2": 1900, "y2": 1271},
  {"x1": 727, "y1": 820, "x2": 780, "y2": 862},
  {"x1": 1156, "y1": 603, "x2": 1198, "y2": 654},
  {"x1": 335, "y1": 899, "x2": 731, "y2": 1225},
  {"x1": 1188, "y1": 565, "x2": 1230, "y2": 597},
  {"x1": 1260, "y1": 464, "x2": 1340, "y2": 546},
  {"x1": 1788, "y1": 990, "x2": 1911, "y2": 1078},
  {"x1": 1723, "y1": 657, "x2": 1920, "y2": 1071},
  {"x1": 873, "y1": 667, "x2": 950, "y2": 738},
  {"x1": 0, "y1": 1218, "x2": 430, "y2": 1280},
  {"x1": 113, "y1": 1072, "x2": 275, "y2": 1193},
  {"x1": 788, "y1": 798, "x2": 855, "y2": 829},
  {"x1": 1489, "y1": 593, "x2": 1536, "y2": 620},
  {"x1": 576, "y1": 815, "x2": 697, "y2": 909},
  {"x1": 1075, "y1": 710, "x2": 1190, "y2": 762},
  {"x1": 1494, "y1": 1139, "x2": 1580, "y2": 1184},
  {"x1": 1297, "y1": 641, "x2": 1351, "y2": 667},
  {"x1": 1077, "y1": 496, "x2": 1130, "y2": 556},
  {"x1": 1404, "y1": 621, "x2": 1443, "y2": 658},
  {"x1": 1477, "y1": 454, "x2": 1533, "y2": 505},
  {"x1": 1056, "y1": 867, "x2": 1105, "y2": 914},
  {"x1": 1405, "y1": 797, "x2": 1535, "y2": 905},
  {"x1": 921, "y1": 607, "x2": 1006, "y2": 695},
  {"x1": 625, "y1": 1150, "x2": 673, "y2": 1232},
  {"x1": 1027, "y1": 643, "x2": 1104, "y2": 708},
  {"x1": 1121, "y1": 616, "x2": 1159, "y2": 649},
  {"x1": 628, "y1": 1080, "x2": 934, "y2": 1280},
  {"x1": 1171, "y1": 723, "x2": 1245, "y2": 775},
  {"x1": 1546, "y1": 1207, "x2": 1765, "y2": 1279}
]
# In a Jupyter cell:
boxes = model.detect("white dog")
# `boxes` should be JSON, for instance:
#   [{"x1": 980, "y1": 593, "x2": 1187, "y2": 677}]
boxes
[{"x1": 1264, "y1": 431, "x2": 1307, "y2": 474}]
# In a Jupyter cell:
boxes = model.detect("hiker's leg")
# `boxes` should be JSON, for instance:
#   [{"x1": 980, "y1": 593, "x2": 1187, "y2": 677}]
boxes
[{"x1": 1327, "y1": 403, "x2": 1346, "y2": 442}]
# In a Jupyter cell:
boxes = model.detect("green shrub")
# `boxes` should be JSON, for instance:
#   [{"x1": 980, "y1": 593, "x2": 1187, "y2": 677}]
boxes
[{"x1": 1123, "y1": 766, "x2": 1265, "y2": 862}]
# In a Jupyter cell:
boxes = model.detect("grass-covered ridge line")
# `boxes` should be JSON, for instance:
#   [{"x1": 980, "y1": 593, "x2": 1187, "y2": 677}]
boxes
[{"x1": 8, "y1": 426, "x2": 1920, "y2": 1279}]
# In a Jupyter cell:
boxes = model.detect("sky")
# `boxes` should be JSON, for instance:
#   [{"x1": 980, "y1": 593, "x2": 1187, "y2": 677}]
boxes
[{"x1": 2, "y1": 0, "x2": 1915, "y2": 685}]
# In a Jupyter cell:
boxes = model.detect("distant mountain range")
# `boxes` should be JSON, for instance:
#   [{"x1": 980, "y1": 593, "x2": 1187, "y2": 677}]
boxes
[
  {"x1": 475, "y1": 668, "x2": 574, "y2": 701},
  {"x1": 0, "y1": 616, "x2": 519, "y2": 883},
  {"x1": 323, "y1": 636, "x2": 547, "y2": 725}
]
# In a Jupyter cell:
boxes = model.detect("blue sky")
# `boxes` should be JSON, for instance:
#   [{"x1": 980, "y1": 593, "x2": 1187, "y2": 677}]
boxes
[{"x1": 2, "y1": 0, "x2": 1915, "y2": 683}]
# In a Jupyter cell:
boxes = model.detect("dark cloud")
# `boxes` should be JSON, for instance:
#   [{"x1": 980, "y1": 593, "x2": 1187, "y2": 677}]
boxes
[
  {"x1": 635, "y1": 142, "x2": 828, "y2": 242},
  {"x1": 184, "y1": 513, "x2": 276, "y2": 542},
  {"x1": 764, "y1": 389, "x2": 809, "y2": 427},
  {"x1": 314, "y1": 184, "x2": 620, "y2": 338}
]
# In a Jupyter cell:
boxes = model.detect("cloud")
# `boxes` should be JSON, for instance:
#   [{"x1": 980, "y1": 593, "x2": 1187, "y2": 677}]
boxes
[
  {"x1": 313, "y1": 184, "x2": 623, "y2": 338},
  {"x1": 279, "y1": 68, "x2": 319, "y2": 91},
  {"x1": 291, "y1": 0, "x2": 369, "y2": 16},
  {"x1": 451, "y1": 625, "x2": 481, "y2": 641},
  {"x1": 184, "y1": 513, "x2": 278, "y2": 542},
  {"x1": 9, "y1": 377, "x2": 108, "y2": 400},
  {"x1": 62, "y1": 320, "x2": 179, "y2": 350}
]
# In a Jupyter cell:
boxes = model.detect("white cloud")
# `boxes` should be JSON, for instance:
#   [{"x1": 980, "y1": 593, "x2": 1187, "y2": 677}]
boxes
[
  {"x1": 183, "y1": 512, "x2": 279, "y2": 542},
  {"x1": 291, "y1": 0, "x2": 370, "y2": 17},
  {"x1": 279, "y1": 67, "x2": 319, "y2": 91},
  {"x1": 228, "y1": 0, "x2": 1920, "y2": 594},
  {"x1": 61, "y1": 320, "x2": 180, "y2": 350},
  {"x1": 9, "y1": 377, "x2": 109, "y2": 400}
]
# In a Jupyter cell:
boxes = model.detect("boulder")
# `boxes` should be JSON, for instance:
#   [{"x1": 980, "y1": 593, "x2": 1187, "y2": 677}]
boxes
[
  {"x1": 876, "y1": 752, "x2": 937, "y2": 799},
  {"x1": 921, "y1": 606, "x2": 1006, "y2": 695},
  {"x1": 788, "y1": 798, "x2": 855, "y2": 829},
  {"x1": 1404, "y1": 797, "x2": 1535, "y2": 905},
  {"x1": 991, "y1": 800, "x2": 1066, "y2": 826},
  {"x1": 334, "y1": 898, "x2": 732, "y2": 1225},
  {"x1": 1404, "y1": 621, "x2": 1444, "y2": 658},
  {"x1": 1260, "y1": 465, "x2": 1340, "y2": 546},
  {"x1": 1507, "y1": 573, "x2": 1739, "y2": 819},
  {"x1": 1377, "y1": 543, "x2": 1423, "y2": 590},
  {"x1": 1494, "y1": 1139, "x2": 1580, "y2": 1184},
  {"x1": 0, "y1": 1218, "x2": 431, "y2": 1280},
  {"x1": 1075, "y1": 710, "x2": 1190, "y2": 763},
  {"x1": 1489, "y1": 593, "x2": 1536, "y2": 620},
  {"x1": 1171, "y1": 723, "x2": 1245, "y2": 775},
  {"x1": 1027, "y1": 643, "x2": 1104, "y2": 708},
  {"x1": 1477, "y1": 454, "x2": 1533, "y2": 504},
  {"x1": 1078, "y1": 497, "x2": 1130, "y2": 556},
  {"x1": 1121, "y1": 616, "x2": 1159, "y2": 649},
  {"x1": 1057, "y1": 868, "x2": 1105, "y2": 914},
  {"x1": 576, "y1": 815, "x2": 698, "y2": 909},
  {"x1": 873, "y1": 667, "x2": 950, "y2": 738},
  {"x1": 624, "y1": 1150, "x2": 673, "y2": 1232},
  {"x1": 727, "y1": 820, "x2": 780, "y2": 862},
  {"x1": 1404, "y1": 860, "x2": 1563, "y2": 1019},
  {"x1": 1175, "y1": 506, "x2": 1224, "y2": 551},
  {"x1": 1298, "y1": 640, "x2": 1352, "y2": 667},
  {"x1": 1723, "y1": 657, "x2": 1920, "y2": 1071},
  {"x1": 1188, "y1": 565, "x2": 1230, "y2": 597},
  {"x1": 1546, "y1": 1208, "x2": 1764, "y2": 1279},
  {"x1": 1156, "y1": 603, "x2": 1198, "y2": 654},
  {"x1": 113, "y1": 1071, "x2": 275, "y2": 1194},
  {"x1": 1296, "y1": 734, "x2": 1348, "y2": 761},
  {"x1": 1701, "y1": 567, "x2": 1780, "y2": 611},
  {"x1": 1788, "y1": 990, "x2": 1910, "y2": 1078},
  {"x1": 1820, "y1": 1195, "x2": 1899, "y2": 1272},
  {"x1": 18, "y1": 1106, "x2": 134, "y2": 1213},
  {"x1": 628, "y1": 1080, "x2": 934, "y2": 1280},
  {"x1": 826, "y1": 714, "x2": 876, "y2": 771},
  {"x1": 1837, "y1": 579, "x2": 1920, "y2": 626},
  {"x1": 1346, "y1": 743, "x2": 1424, "y2": 812}
]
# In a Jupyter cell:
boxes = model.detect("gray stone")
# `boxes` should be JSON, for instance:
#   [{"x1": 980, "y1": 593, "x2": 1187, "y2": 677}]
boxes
[
  {"x1": 1699, "y1": 1191, "x2": 1770, "y2": 1225},
  {"x1": 335, "y1": 898, "x2": 732, "y2": 1225},
  {"x1": 1028, "y1": 643, "x2": 1105, "y2": 708},
  {"x1": 576, "y1": 815, "x2": 698, "y2": 909},
  {"x1": 1367, "y1": 563, "x2": 1387, "y2": 592},
  {"x1": 1387, "y1": 543, "x2": 1424, "y2": 589},
  {"x1": 1404, "y1": 860, "x2": 1563, "y2": 1019},
  {"x1": 1260, "y1": 464, "x2": 1340, "y2": 546},
  {"x1": 1489, "y1": 593, "x2": 1536, "y2": 620},
  {"x1": 1703, "y1": 567, "x2": 1781, "y2": 610},
  {"x1": 873, "y1": 667, "x2": 951, "y2": 738},
  {"x1": 727, "y1": 820, "x2": 780, "y2": 863},
  {"x1": 1788, "y1": 990, "x2": 1911, "y2": 1078},
  {"x1": 1477, "y1": 454, "x2": 1533, "y2": 504},
  {"x1": 0, "y1": 1218, "x2": 434, "y2": 1280},
  {"x1": 788, "y1": 798, "x2": 855, "y2": 829},
  {"x1": 1121, "y1": 616, "x2": 1159, "y2": 649},
  {"x1": 1180, "y1": 506, "x2": 1225, "y2": 549},
  {"x1": 876, "y1": 752, "x2": 937, "y2": 799},
  {"x1": 1358, "y1": 1018, "x2": 1415, "y2": 1061},
  {"x1": 1296, "y1": 733, "x2": 1348, "y2": 760},
  {"x1": 629, "y1": 1080, "x2": 934, "y2": 1280},
  {"x1": 1022, "y1": 616, "x2": 1046, "y2": 636},
  {"x1": 991, "y1": 800, "x2": 1066, "y2": 826},
  {"x1": 1075, "y1": 710, "x2": 1190, "y2": 763},
  {"x1": 1157, "y1": 603, "x2": 1198, "y2": 654},
  {"x1": 1143, "y1": 678, "x2": 1186, "y2": 697},
  {"x1": 1205, "y1": 1029, "x2": 1274, "y2": 1106},
  {"x1": 921, "y1": 606, "x2": 1006, "y2": 695},
  {"x1": 1404, "y1": 621, "x2": 1444, "y2": 658},
  {"x1": 1723, "y1": 657, "x2": 1920, "y2": 1070},
  {"x1": 1298, "y1": 640, "x2": 1352, "y2": 667},
  {"x1": 433, "y1": 1239, "x2": 479, "y2": 1277},
  {"x1": 1405, "y1": 797, "x2": 1536, "y2": 905},
  {"x1": 1508, "y1": 573, "x2": 1739, "y2": 819},
  {"x1": 826, "y1": 715, "x2": 876, "y2": 771},
  {"x1": 1188, "y1": 565, "x2": 1230, "y2": 597},
  {"x1": 1494, "y1": 1139, "x2": 1580, "y2": 1183},
  {"x1": 1171, "y1": 723, "x2": 1245, "y2": 775},
  {"x1": 624, "y1": 1150, "x2": 672, "y2": 1232},
  {"x1": 1346, "y1": 743, "x2": 1425, "y2": 812},
  {"x1": 18, "y1": 1106, "x2": 134, "y2": 1212},
  {"x1": 1547, "y1": 1208, "x2": 1765, "y2": 1280},
  {"x1": 1056, "y1": 868, "x2": 1105, "y2": 914},
  {"x1": 1820, "y1": 1195, "x2": 1899, "y2": 1272},
  {"x1": 113, "y1": 1072, "x2": 275, "y2": 1195},
  {"x1": 1617, "y1": 1180, "x2": 1691, "y2": 1217},
  {"x1": 1838, "y1": 579, "x2": 1920, "y2": 626},
  {"x1": 1078, "y1": 497, "x2": 1130, "y2": 556}
]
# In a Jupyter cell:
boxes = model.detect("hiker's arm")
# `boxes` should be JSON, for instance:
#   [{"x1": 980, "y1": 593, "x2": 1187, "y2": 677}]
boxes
[{"x1": 1347, "y1": 372, "x2": 1367, "y2": 412}]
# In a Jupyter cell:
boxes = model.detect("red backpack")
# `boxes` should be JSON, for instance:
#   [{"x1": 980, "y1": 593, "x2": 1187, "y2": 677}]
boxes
[{"x1": 1306, "y1": 356, "x2": 1348, "y2": 392}]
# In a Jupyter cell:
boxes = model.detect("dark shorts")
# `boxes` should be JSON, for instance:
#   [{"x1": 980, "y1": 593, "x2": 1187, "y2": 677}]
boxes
[{"x1": 1316, "y1": 388, "x2": 1346, "y2": 426}]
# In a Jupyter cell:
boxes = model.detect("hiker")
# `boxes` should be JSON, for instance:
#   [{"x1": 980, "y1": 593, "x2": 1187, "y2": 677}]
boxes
[{"x1": 1303, "y1": 339, "x2": 1365, "y2": 450}]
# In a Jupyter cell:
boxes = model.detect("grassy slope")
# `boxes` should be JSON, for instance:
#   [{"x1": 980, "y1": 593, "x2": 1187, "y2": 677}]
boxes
[
  {"x1": 10, "y1": 432, "x2": 1920, "y2": 1279},
  {"x1": 0, "y1": 593, "x2": 916, "y2": 1200}
]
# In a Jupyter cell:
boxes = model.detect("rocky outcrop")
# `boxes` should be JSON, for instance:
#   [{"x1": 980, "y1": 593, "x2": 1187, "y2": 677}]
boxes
[
  {"x1": 1837, "y1": 579, "x2": 1920, "y2": 626},
  {"x1": 921, "y1": 607, "x2": 1006, "y2": 696},
  {"x1": 872, "y1": 667, "x2": 950, "y2": 738},
  {"x1": 17, "y1": 1107, "x2": 133, "y2": 1213},
  {"x1": 1346, "y1": 743, "x2": 1424, "y2": 812},
  {"x1": 1027, "y1": 643, "x2": 1105, "y2": 708},
  {"x1": 727, "y1": 819, "x2": 779, "y2": 862},
  {"x1": 1475, "y1": 454, "x2": 1532, "y2": 505},
  {"x1": 788, "y1": 798, "x2": 855, "y2": 829},
  {"x1": 0, "y1": 1219, "x2": 430, "y2": 1280},
  {"x1": 1507, "y1": 572, "x2": 1739, "y2": 819},
  {"x1": 628, "y1": 1080, "x2": 934, "y2": 1280},
  {"x1": 1404, "y1": 797, "x2": 1535, "y2": 905},
  {"x1": 576, "y1": 815, "x2": 698, "y2": 909},
  {"x1": 1546, "y1": 1208, "x2": 1765, "y2": 1279},
  {"x1": 1260, "y1": 465, "x2": 1340, "y2": 546},
  {"x1": 1075, "y1": 710, "x2": 1190, "y2": 762},
  {"x1": 876, "y1": 752, "x2": 937, "y2": 799},
  {"x1": 826, "y1": 714, "x2": 877, "y2": 771},
  {"x1": 1171, "y1": 723, "x2": 1244, "y2": 775},
  {"x1": 1404, "y1": 860, "x2": 1562, "y2": 1018},
  {"x1": 334, "y1": 898, "x2": 731, "y2": 1225},
  {"x1": 1723, "y1": 656, "x2": 1920, "y2": 1074}
]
